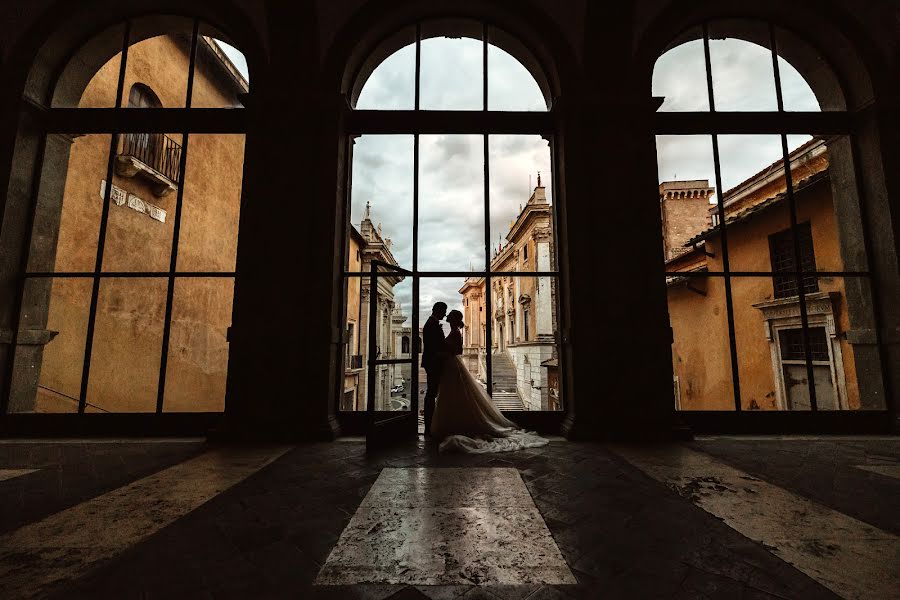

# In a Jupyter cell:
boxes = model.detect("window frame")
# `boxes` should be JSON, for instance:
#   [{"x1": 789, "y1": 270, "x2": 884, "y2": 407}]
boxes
[
  {"x1": 655, "y1": 20, "x2": 885, "y2": 414},
  {"x1": 338, "y1": 19, "x2": 565, "y2": 417},
  {"x1": 1, "y1": 18, "x2": 249, "y2": 417}
]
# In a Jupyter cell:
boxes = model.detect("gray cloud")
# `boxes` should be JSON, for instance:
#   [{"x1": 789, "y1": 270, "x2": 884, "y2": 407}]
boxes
[{"x1": 352, "y1": 35, "x2": 817, "y2": 328}]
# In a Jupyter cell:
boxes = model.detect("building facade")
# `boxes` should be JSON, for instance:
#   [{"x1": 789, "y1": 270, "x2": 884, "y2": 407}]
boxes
[
  {"x1": 663, "y1": 138, "x2": 881, "y2": 411},
  {"x1": 343, "y1": 202, "x2": 408, "y2": 411},
  {"x1": 459, "y1": 178, "x2": 561, "y2": 411},
  {"x1": 10, "y1": 33, "x2": 247, "y2": 414}
]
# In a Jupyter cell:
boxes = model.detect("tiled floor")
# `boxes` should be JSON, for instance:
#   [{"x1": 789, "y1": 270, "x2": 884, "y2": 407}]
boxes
[{"x1": 0, "y1": 436, "x2": 896, "y2": 599}]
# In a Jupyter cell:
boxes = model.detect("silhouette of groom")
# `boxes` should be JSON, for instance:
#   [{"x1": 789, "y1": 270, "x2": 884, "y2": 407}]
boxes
[{"x1": 421, "y1": 301, "x2": 447, "y2": 436}]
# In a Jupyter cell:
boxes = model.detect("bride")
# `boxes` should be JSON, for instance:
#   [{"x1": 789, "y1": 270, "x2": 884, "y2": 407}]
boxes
[{"x1": 430, "y1": 309, "x2": 549, "y2": 453}]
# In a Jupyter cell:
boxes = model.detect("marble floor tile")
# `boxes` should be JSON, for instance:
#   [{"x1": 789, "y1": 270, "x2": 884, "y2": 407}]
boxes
[
  {"x1": 315, "y1": 468, "x2": 576, "y2": 586},
  {"x1": 0, "y1": 468, "x2": 38, "y2": 482},
  {"x1": 854, "y1": 464, "x2": 900, "y2": 480},
  {"x1": 0, "y1": 445, "x2": 290, "y2": 600},
  {"x1": 612, "y1": 444, "x2": 900, "y2": 600}
]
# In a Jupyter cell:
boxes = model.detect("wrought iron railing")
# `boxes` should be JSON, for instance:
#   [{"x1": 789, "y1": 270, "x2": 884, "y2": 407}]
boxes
[{"x1": 120, "y1": 133, "x2": 182, "y2": 183}]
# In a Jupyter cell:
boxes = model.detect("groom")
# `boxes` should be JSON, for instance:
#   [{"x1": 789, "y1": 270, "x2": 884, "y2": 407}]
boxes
[{"x1": 421, "y1": 301, "x2": 447, "y2": 436}]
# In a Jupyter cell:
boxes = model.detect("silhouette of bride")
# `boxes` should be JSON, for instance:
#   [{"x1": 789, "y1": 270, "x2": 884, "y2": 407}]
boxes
[{"x1": 430, "y1": 309, "x2": 549, "y2": 453}]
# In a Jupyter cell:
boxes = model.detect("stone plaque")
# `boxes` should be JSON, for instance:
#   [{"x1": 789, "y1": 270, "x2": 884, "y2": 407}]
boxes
[
  {"x1": 146, "y1": 203, "x2": 167, "y2": 223},
  {"x1": 126, "y1": 193, "x2": 146, "y2": 213},
  {"x1": 100, "y1": 180, "x2": 127, "y2": 206}
]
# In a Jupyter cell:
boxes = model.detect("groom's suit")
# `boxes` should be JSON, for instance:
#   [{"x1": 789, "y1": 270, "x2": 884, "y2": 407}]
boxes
[{"x1": 421, "y1": 315, "x2": 446, "y2": 435}]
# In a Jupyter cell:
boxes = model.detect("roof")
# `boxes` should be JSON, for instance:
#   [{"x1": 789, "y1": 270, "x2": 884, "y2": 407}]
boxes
[
  {"x1": 718, "y1": 137, "x2": 824, "y2": 203},
  {"x1": 685, "y1": 169, "x2": 830, "y2": 246}
]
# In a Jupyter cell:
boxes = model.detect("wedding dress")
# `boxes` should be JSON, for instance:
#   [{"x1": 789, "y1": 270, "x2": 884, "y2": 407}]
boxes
[{"x1": 430, "y1": 329, "x2": 549, "y2": 453}]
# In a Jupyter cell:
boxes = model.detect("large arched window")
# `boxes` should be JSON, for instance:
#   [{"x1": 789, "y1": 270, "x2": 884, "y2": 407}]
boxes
[
  {"x1": 1, "y1": 16, "x2": 250, "y2": 419},
  {"x1": 338, "y1": 19, "x2": 565, "y2": 426},
  {"x1": 653, "y1": 20, "x2": 887, "y2": 418}
]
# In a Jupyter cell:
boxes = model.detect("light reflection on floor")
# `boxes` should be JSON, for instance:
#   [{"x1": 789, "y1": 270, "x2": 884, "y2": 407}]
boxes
[{"x1": 314, "y1": 467, "x2": 577, "y2": 586}]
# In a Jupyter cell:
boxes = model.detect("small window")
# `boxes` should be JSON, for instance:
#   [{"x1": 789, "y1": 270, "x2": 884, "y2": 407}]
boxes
[
  {"x1": 128, "y1": 83, "x2": 162, "y2": 108},
  {"x1": 779, "y1": 328, "x2": 829, "y2": 362},
  {"x1": 769, "y1": 222, "x2": 818, "y2": 298},
  {"x1": 523, "y1": 244, "x2": 528, "y2": 261}
]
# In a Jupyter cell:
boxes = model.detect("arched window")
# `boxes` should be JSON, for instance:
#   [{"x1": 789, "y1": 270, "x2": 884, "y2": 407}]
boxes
[
  {"x1": 654, "y1": 20, "x2": 886, "y2": 417},
  {"x1": 128, "y1": 83, "x2": 162, "y2": 108},
  {"x1": 1, "y1": 16, "x2": 250, "y2": 419},
  {"x1": 340, "y1": 19, "x2": 564, "y2": 415},
  {"x1": 401, "y1": 336, "x2": 410, "y2": 354}
]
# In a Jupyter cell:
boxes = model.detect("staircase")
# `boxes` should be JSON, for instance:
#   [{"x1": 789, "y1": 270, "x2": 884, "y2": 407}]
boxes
[{"x1": 490, "y1": 352, "x2": 525, "y2": 411}]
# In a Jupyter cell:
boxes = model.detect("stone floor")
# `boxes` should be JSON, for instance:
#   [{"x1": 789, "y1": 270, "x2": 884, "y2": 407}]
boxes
[{"x1": 0, "y1": 436, "x2": 897, "y2": 599}]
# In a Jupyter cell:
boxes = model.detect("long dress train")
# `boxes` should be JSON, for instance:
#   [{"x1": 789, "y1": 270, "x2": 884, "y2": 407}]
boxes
[{"x1": 430, "y1": 330, "x2": 549, "y2": 453}]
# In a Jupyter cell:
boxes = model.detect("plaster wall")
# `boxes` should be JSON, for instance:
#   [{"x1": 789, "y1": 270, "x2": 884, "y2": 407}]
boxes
[
  {"x1": 669, "y1": 181, "x2": 869, "y2": 411},
  {"x1": 27, "y1": 34, "x2": 244, "y2": 413}
]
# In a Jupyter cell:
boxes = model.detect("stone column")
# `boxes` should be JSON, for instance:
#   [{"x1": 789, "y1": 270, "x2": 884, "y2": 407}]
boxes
[
  {"x1": 514, "y1": 277, "x2": 522, "y2": 340},
  {"x1": 535, "y1": 231, "x2": 553, "y2": 337}
]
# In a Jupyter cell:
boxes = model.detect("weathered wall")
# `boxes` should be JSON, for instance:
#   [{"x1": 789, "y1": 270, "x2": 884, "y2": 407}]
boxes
[
  {"x1": 30, "y1": 34, "x2": 244, "y2": 413},
  {"x1": 669, "y1": 179, "x2": 869, "y2": 411}
]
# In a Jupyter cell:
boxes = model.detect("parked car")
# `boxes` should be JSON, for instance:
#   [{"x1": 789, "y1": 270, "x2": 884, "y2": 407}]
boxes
[{"x1": 390, "y1": 384, "x2": 405, "y2": 393}]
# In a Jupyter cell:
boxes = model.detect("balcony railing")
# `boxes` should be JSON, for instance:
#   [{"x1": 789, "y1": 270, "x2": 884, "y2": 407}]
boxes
[{"x1": 120, "y1": 133, "x2": 182, "y2": 184}]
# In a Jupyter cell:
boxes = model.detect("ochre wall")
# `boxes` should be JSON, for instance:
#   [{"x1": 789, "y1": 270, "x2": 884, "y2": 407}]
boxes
[
  {"x1": 669, "y1": 178, "x2": 864, "y2": 411},
  {"x1": 34, "y1": 34, "x2": 245, "y2": 413}
]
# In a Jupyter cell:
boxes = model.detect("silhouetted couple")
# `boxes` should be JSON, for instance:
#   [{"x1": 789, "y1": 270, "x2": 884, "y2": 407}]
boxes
[{"x1": 421, "y1": 301, "x2": 548, "y2": 453}]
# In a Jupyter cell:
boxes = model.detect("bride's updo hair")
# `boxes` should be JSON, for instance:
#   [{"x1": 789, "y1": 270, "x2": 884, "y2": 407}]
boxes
[{"x1": 447, "y1": 309, "x2": 465, "y2": 328}]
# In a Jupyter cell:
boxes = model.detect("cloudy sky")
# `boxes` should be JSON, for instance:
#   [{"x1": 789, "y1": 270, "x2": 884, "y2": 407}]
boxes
[{"x1": 342, "y1": 35, "x2": 819, "y2": 329}]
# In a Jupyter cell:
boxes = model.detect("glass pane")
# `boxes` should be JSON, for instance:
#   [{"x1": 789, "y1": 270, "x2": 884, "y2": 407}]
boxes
[
  {"x1": 420, "y1": 21, "x2": 483, "y2": 111},
  {"x1": 655, "y1": 135, "x2": 718, "y2": 264},
  {"x1": 486, "y1": 42, "x2": 547, "y2": 111},
  {"x1": 101, "y1": 132, "x2": 179, "y2": 272},
  {"x1": 486, "y1": 276, "x2": 562, "y2": 411},
  {"x1": 730, "y1": 276, "x2": 785, "y2": 410},
  {"x1": 8, "y1": 278, "x2": 92, "y2": 413},
  {"x1": 342, "y1": 271, "x2": 413, "y2": 412},
  {"x1": 717, "y1": 134, "x2": 792, "y2": 272},
  {"x1": 347, "y1": 135, "x2": 413, "y2": 272},
  {"x1": 121, "y1": 16, "x2": 194, "y2": 108},
  {"x1": 355, "y1": 31, "x2": 415, "y2": 110},
  {"x1": 803, "y1": 136, "x2": 868, "y2": 273},
  {"x1": 708, "y1": 21, "x2": 778, "y2": 112},
  {"x1": 162, "y1": 278, "x2": 233, "y2": 412},
  {"x1": 666, "y1": 274, "x2": 736, "y2": 410},
  {"x1": 27, "y1": 134, "x2": 111, "y2": 273},
  {"x1": 653, "y1": 28, "x2": 711, "y2": 112},
  {"x1": 418, "y1": 277, "x2": 467, "y2": 423},
  {"x1": 341, "y1": 276, "x2": 365, "y2": 411},
  {"x1": 818, "y1": 276, "x2": 884, "y2": 410},
  {"x1": 489, "y1": 135, "x2": 554, "y2": 271},
  {"x1": 774, "y1": 27, "x2": 838, "y2": 111},
  {"x1": 86, "y1": 278, "x2": 166, "y2": 412},
  {"x1": 190, "y1": 24, "x2": 249, "y2": 108},
  {"x1": 419, "y1": 135, "x2": 485, "y2": 272},
  {"x1": 52, "y1": 23, "x2": 125, "y2": 108},
  {"x1": 176, "y1": 134, "x2": 245, "y2": 272},
  {"x1": 729, "y1": 276, "x2": 878, "y2": 411}
]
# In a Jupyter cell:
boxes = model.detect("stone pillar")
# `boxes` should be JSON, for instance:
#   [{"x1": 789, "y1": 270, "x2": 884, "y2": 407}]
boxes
[
  {"x1": 216, "y1": 1, "x2": 350, "y2": 440},
  {"x1": 535, "y1": 237, "x2": 553, "y2": 337},
  {"x1": 514, "y1": 277, "x2": 522, "y2": 340}
]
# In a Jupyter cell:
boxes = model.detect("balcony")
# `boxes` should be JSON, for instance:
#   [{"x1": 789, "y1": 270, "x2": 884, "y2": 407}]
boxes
[{"x1": 115, "y1": 133, "x2": 181, "y2": 197}]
